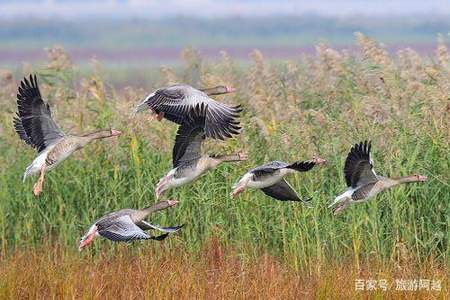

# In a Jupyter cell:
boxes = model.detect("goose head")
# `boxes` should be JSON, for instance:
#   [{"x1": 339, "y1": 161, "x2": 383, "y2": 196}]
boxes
[
  {"x1": 409, "y1": 174, "x2": 428, "y2": 182},
  {"x1": 80, "y1": 129, "x2": 121, "y2": 146},
  {"x1": 84, "y1": 129, "x2": 121, "y2": 138},
  {"x1": 202, "y1": 85, "x2": 236, "y2": 96},
  {"x1": 110, "y1": 129, "x2": 122, "y2": 137}
]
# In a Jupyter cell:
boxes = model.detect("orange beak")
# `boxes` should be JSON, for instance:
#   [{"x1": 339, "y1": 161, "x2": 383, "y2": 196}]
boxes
[
  {"x1": 111, "y1": 129, "x2": 122, "y2": 137},
  {"x1": 225, "y1": 86, "x2": 236, "y2": 93},
  {"x1": 167, "y1": 199, "x2": 179, "y2": 207}
]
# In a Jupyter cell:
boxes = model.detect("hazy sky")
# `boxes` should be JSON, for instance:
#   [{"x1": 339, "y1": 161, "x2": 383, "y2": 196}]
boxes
[{"x1": 0, "y1": 0, "x2": 449, "y2": 19}]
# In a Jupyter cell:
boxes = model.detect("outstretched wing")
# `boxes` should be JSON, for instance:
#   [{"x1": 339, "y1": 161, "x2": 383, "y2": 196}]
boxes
[
  {"x1": 351, "y1": 183, "x2": 377, "y2": 201},
  {"x1": 147, "y1": 86, "x2": 187, "y2": 117},
  {"x1": 250, "y1": 161, "x2": 289, "y2": 177},
  {"x1": 14, "y1": 75, "x2": 64, "y2": 152},
  {"x1": 204, "y1": 100, "x2": 241, "y2": 140},
  {"x1": 172, "y1": 104, "x2": 206, "y2": 167},
  {"x1": 136, "y1": 220, "x2": 184, "y2": 233},
  {"x1": 143, "y1": 84, "x2": 241, "y2": 140},
  {"x1": 261, "y1": 179, "x2": 300, "y2": 201},
  {"x1": 286, "y1": 160, "x2": 317, "y2": 172},
  {"x1": 98, "y1": 215, "x2": 153, "y2": 242},
  {"x1": 344, "y1": 140, "x2": 378, "y2": 188}
]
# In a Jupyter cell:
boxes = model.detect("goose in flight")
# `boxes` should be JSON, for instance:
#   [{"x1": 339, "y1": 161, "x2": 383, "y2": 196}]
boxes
[
  {"x1": 231, "y1": 157, "x2": 326, "y2": 206},
  {"x1": 79, "y1": 200, "x2": 183, "y2": 251},
  {"x1": 13, "y1": 75, "x2": 122, "y2": 196},
  {"x1": 155, "y1": 104, "x2": 247, "y2": 199},
  {"x1": 329, "y1": 141, "x2": 428, "y2": 215},
  {"x1": 134, "y1": 84, "x2": 241, "y2": 140}
]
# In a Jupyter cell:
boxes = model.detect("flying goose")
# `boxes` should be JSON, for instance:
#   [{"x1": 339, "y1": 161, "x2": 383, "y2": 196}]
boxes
[
  {"x1": 79, "y1": 200, "x2": 183, "y2": 251},
  {"x1": 13, "y1": 75, "x2": 122, "y2": 196},
  {"x1": 231, "y1": 157, "x2": 326, "y2": 205},
  {"x1": 155, "y1": 104, "x2": 247, "y2": 199},
  {"x1": 133, "y1": 84, "x2": 241, "y2": 140},
  {"x1": 329, "y1": 141, "x2": 428, "y2": 215}
]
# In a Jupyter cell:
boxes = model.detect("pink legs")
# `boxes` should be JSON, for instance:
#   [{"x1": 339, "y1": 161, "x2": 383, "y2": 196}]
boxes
[
  {"x1": 238, "y1": 152, "x2": 248, "y2": 161},
  {"x1": 33, "y1": 165, "x2": 46, "y2": 197},
  {"x1": 79, "y1": 225, "x2": 98, "y2": 251},
  {"x1": 146, "y1": 111, "x2": 165, "y2": 122},
  {"x1": 156, "y1": 112, "x2": 165, "y2": 121},
  {"x1": 155, "y1": 174, "x2": 173, "y2": 199},
  {"x1": 230, "y1": 186, "x2": 245, "y2": 198},
  {"x1": 333, "y1": 201, "x2": 350, "y2": 215},
  {"x1": 312, "y1": 156, "x2": 327, "y2": 165}
]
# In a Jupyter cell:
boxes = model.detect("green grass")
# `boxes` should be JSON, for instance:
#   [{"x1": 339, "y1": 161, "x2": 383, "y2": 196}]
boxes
[{"x1": 0, "y1": 37, "x2": 448, "y2": 272}]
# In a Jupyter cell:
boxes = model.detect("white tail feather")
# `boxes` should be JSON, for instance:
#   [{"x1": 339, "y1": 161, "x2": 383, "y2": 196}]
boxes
[
  {"x1": 329, "y1": 189, "x2": 354, "y2": 208},
  {"x1": 132, "y1": 93, "x2": 155, "y2": 116}
]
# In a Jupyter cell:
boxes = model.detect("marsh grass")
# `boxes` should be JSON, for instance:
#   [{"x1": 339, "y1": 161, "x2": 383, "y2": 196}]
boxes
[
  {"x1": 0, "y1": 242, "x2": 448, "y2": 299},
  {"x1": 0, "y1": 34, "x2": 449, "y2": 297}
]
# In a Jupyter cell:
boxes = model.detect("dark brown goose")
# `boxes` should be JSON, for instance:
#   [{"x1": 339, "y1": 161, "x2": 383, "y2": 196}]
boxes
[
  {"x1": 133, "y1": 84, "x2": 241, "y2": 140},
  {"x1": 155, "y1": 104, "x2": 246, "y2": 199},
  {"x1": 13, "y1": 75, "x2": 122, "y2": 196},
  {"x1": 79, "y1": 200, "x2": 183, "y2": 251},
  {"x1": 231, "y1": 157, "x2": 326, "y2": 206},
  {"x1": 329, "y1": 141, "x2": 428, "y2": 215}
]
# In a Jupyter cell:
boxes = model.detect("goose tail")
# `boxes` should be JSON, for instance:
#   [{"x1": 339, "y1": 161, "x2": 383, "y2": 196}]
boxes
[
  {"x1": 132, "y1": 100, "x2": 148, "y2": 117},
  {"x1": 132, "y1": 92, "x2": 155, "y2": 117},
  {"x1": 23, "y1": 165, "x2": 33, "y2": 182}
]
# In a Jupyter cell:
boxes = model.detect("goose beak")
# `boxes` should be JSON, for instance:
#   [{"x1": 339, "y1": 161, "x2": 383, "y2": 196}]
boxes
[
  {"x1": 225, "y1": 86, "x2": 236, "y2": 93},
  {"x1": 313, "y1": 157, "x2": 326, "y2": 165},
  {"x1": 167, "y1": 199, "x2": 178, "y2": 207},
  {"x1": 417, "y1": 175, "x2": 428, "y2": 182},
  {"x1": 238, "y1": 152, "x2": 248, "y2": 161},
  {"x1": 111, "y1": 129, "x2": 122, "y2": 137}
]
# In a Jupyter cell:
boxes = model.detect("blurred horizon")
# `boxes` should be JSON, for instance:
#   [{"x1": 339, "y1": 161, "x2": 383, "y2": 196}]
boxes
[
  {"x1": 0, "y1": 0, "x2": 449, "y2": 66},
  {"x1": 1, "y1": 0, "x2": 449, "y2": 19}
]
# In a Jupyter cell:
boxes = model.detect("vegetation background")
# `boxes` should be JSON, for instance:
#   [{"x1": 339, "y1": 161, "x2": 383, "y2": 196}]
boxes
[{"x1": 0, "y1": 4, "x2": 449, "y2": 298}]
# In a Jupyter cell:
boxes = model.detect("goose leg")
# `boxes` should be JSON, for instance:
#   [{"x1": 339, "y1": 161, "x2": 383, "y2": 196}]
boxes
[
  {"x1": 156, "y1": 111, "x2": 165, "y2": 121},
  {"x1": 33, "y1": 165, "x2": 46, "y2": 197},
  {"x1": 230, "y1": 182, "x2": 247, "y2": 198},
  {"x1": 146, "y1": 111, "x2": 164, "y2": 122},
  {"x1": 79, "y1": 225, "x2": 98, "y2": 251},
  {"x1": 333, "y1": 200, "x2": 351, "y2": 215},
  {"x1": 238, "y1": 152, "x2": 248, "y2": 161},
  {"x1": 231, "y1": 177, "x2": 251, "y2": 199},
  {"x1": 155, "y1": 174, "x2": 173, "y2": 199}
]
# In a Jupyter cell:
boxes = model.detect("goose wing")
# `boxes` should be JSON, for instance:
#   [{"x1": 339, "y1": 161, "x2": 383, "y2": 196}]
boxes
[
  {"x1": 172, "y1": 104, "x2": 206, "y2": 167},
  {"x1": 13, "y1": 75, "x2": 65, "y2": 152},
  {"x1": 352, "y1": 182, "x2": 377, "y2": 200},
  {"x1": 286, "y1": 160, "x2": 317, "y2": 172},
  {"x1": 98, "y1": 215, "x2": 163, "y2": 242},
  {"x1": 136, "y1": 220, "x2": 184, "y2": 233},
  {"x1": 144, "y1": 84, "x2": 241, "y2": 140},
  {"x1": 261, "y1": 178, "x2": 300, "y2": 201},
  {"x1": 250, "y1": 161, "x2": 290, "y2": 177},
  {"x1": 203, "y1": 100, "x2": 241, "y2": 140},
  {"x1": 344, "y1": 140, "x2": 378, "y2": 188}
]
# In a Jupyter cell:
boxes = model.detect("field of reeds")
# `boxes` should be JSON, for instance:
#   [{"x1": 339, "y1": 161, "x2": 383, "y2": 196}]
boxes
[{"x1": 0, "y1": 33, "x2": 449, "y2": 298}]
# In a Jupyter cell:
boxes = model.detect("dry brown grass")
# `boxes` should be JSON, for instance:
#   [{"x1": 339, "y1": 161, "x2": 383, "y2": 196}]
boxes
[{"x1": 0, "y1": 240, "x2": 447, "y2": 299}]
